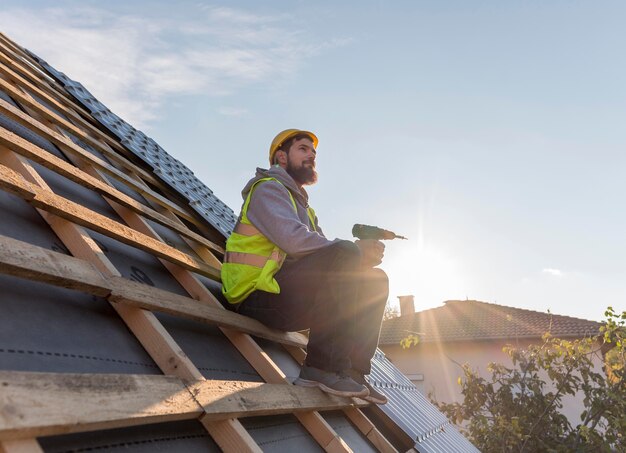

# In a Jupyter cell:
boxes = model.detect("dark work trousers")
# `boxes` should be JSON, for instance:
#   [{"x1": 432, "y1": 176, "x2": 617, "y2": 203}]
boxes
[{"x1": 237, "y1": 241, "x2": 389, "y2": 374}]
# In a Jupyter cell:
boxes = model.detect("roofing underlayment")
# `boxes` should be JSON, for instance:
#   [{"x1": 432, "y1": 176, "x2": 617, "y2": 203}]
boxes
[
  {"x1": 380, "y1": 299, "x2": 602, "y2": 345},
  {"x1": 0, "y1": 32, "x2": 478, "y2": 452}
]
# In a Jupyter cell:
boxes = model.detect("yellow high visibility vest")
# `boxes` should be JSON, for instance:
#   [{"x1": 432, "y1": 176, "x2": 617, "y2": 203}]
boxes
[{"x1": 221, "y1": 177, "x2": 316, "y2": 304}]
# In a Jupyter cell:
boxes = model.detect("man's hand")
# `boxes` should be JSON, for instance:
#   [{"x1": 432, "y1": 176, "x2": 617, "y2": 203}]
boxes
[{"x1": 355, "y1": 239, "x2": 385, "y2": 268}]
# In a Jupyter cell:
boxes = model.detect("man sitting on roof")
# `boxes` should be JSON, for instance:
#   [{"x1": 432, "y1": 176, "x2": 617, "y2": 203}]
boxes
[{"x1": 221, "y1": 129, "x2": 388, "y2": 404}]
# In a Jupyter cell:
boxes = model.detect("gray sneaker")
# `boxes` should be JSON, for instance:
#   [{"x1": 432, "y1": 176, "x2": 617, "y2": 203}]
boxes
[
  {"x1": 348, "y1": 370, "x2": 389, "y2": 404},
  {"x1": 294, "y1": 365, "x2": 369, "y2": 398}
]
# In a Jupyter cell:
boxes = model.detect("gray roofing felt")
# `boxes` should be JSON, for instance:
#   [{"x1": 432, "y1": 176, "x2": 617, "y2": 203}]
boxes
[
  {"x1": 2, "y1": 47, "x2": 480, "y2": 452},
  {"x1": 27, "y1": 51, "x2": 238, "y2": 238}
]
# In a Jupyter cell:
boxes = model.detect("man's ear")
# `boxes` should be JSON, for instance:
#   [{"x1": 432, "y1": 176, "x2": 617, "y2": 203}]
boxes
[{"x1": 276, "y1": 149, "x2": 288, "y2": 166}]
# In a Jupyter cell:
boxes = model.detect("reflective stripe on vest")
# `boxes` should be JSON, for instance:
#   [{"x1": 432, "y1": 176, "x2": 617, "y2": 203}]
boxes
[
  {"x1": 224, "y1": 249, "x2": 285, "y2": 268},
  {"x1": 234, "y1": 222, "x2": 261, "y2": 236}
]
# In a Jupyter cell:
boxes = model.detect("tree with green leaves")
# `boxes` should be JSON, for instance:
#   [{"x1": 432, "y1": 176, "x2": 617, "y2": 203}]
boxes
[{"x1": 432, "y1": 307, "x2": 625, "y2": 453}]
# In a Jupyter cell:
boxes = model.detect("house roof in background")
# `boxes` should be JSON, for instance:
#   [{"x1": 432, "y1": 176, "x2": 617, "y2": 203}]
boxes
[{"x1": 380, "y1": 300, "x2": 603, "y2": 345}]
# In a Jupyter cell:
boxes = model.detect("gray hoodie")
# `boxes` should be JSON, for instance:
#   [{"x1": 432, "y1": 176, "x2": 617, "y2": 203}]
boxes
[{"x1": 240, "y1": 165, "x2": 338, "y2": 259}]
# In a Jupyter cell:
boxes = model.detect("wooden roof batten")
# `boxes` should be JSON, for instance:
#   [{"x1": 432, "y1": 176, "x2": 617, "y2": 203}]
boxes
[{"x1": 0, "y1": 32, "x2": 405, "y2": 453}]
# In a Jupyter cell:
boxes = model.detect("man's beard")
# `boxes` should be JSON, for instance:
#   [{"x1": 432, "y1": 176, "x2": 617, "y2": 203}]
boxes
[{"x1": 286, "y1": 160, "x2": 318, "y2": 186}]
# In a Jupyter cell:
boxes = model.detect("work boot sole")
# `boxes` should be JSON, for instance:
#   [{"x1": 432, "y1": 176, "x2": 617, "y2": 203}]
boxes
[
  {"x1": 346, "y1": 371, "x2": 389, "y2": 404},
  {"x1": 294, "y1": 377, "x2": 369, "y2": 398},
  {"x1": 363, "y1": 392, "x2": 388, "y2": 404}
]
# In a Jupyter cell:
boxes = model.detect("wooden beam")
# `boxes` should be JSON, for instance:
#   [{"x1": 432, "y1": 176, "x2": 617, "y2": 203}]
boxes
[
  {"x1": 119, "y1": 167, "x2": 224, "y2": 254},
  {"x1": 0, "y1": 162, "x2": 220, "y2": 281},
  {"x1": 0, "y1": 98, "x2": 202, "y2": 228},
  {"x1": 0, "y1": 34, "x2": 56, "y2": 80},
  {"x1": 0, "y1": 440, "x2": 44, "y2": 453},
  {"x1": 109, "y1": 277, "x2": 307, "y2": 347},
  {"x1": 0, "y1": 52, "x2": 89, "y2": 128},
  {"x1": 104, "y1": 190, "x2": 225, "y2": 303},
  {"x1": 0, "y1": 122, "x2": 223, "y2": 254},
  {"x1": 0, "y1": 75, "x2": 129, "y2": 173},
  {"x1": 0, "y1": 371, "x2": 203, "y2": 440},
  {"x1": 29, "y1": 187, "x2": 219, "y2": 280},
  {"x1": 201, "y1": 419, "x2": 262, "y2": 453},
  {"x1": 148, "y1": 203, "x2": 224, "y2": 269},
  {"x1": 192, "y1": 380, "x2": 367, "y2": 421},
  {"x1": 0, "y1": 159, "x2": 35, "y2": 199},
  {"x1": 0, "y1": 233, "x2": 110, "y2": 296},
  {"x1": 0, "y1": 34, "x2": 61, "y2": 96},
  {"x1": 367, "y1": 405, "x2": 414, "y2": 450},
  {"x1": 0, "y1": 370, "x2": 366, "y2": 445},
  {"x1": 0, "y1": 233, "x2": 307, "y2": 348},
  {"x1": 343, "y1": 408, "x2": 398, "y2": 453}
]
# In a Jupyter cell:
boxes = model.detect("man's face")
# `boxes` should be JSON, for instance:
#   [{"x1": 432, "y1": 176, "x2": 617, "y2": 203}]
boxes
[{"x1": 285, "y1": 138, "x2": 318, "y2": 186}]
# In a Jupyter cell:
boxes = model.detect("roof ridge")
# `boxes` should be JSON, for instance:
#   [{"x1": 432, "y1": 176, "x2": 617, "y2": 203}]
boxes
[
  {"x1": 380, "y1": 300, "x2": 603, "y2": 345},
  {"x1": 442, "y1": 299, "x2": 601, "y2": 324}
]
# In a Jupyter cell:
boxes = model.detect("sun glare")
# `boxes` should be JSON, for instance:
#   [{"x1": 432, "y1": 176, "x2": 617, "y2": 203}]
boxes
[{"x1": 384, "y1": 242, "x2": 467, "y2": 310}]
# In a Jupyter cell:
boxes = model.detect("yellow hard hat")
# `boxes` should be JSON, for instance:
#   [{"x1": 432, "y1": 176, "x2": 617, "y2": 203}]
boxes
[{"x1": 269, "y1": 129, "x2": 318, "y2": 165}]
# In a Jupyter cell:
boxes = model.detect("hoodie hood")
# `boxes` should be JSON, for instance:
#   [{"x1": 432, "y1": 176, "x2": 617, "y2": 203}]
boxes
[{"x1": 242, "y1": 166, "x2": 310, "y2": 207}]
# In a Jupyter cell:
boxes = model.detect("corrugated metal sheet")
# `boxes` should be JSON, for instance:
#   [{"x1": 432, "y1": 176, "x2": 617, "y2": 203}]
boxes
[
  {"x1": 369, "y1": 349, "x2": 480, "y2": 452},
  {"x1": 26, "y1": 51, "x2": 237, "y2": 238}
]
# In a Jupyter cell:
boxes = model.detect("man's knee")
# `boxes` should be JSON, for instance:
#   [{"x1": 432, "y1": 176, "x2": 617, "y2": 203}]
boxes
[
  {"x1": 364, "y1": 267, "x2": 389, "y2": 286},
  {"x1": 326, "y1": 240, "x2": 361, "y2": 266},
  {"x1": 362, "y1": 267, "x2": 389, "y2": 302}
]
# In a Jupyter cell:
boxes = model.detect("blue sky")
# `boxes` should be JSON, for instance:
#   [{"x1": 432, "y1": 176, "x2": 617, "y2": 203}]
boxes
[{"x1": 2, "y1": 1, "x2": 624, "y2": 321}]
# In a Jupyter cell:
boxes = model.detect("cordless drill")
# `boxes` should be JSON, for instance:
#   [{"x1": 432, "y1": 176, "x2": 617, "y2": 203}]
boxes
[{"x1": 352, "y1": 224, "x2": 408, "y2": 241}]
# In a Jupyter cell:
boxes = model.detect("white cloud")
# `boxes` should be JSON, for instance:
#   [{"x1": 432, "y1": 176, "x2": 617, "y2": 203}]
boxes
[
  {"x1": 542, "y1": 268, "x2": 564, "y2": 277},
  {"x1": 0, "y1": 5, "x2": 349, "y2": 128},
  {"x1": 217, "y1": 107, "x2": 249, "y2": 117},
  {"x1": 198, "y1": 5, "x2": 288, "y2": 26}
]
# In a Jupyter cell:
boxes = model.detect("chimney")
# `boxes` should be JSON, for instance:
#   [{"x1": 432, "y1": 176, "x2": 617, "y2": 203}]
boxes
[{"x1": 398, "y1": 295, "x2": 415, "y2": 316}]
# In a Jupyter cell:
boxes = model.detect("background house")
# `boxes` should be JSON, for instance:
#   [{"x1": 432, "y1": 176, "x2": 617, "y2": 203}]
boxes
[{"x1": 379, "y1": 299, "x2": 604, "y2": 424}]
